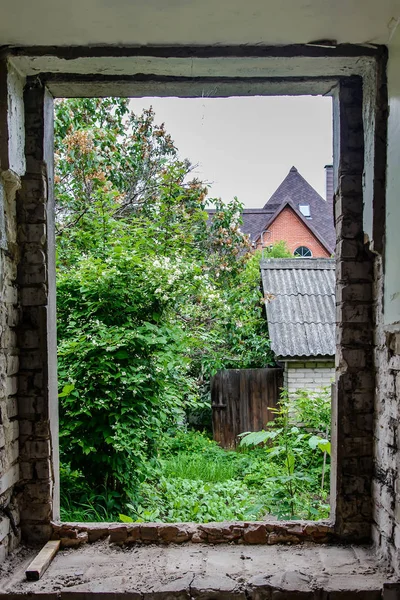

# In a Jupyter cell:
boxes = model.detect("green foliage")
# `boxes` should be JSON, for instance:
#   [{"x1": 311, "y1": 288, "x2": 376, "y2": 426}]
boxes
[
  {"x1": 127, "y1": 477, "x2": 265, "y2": 523},
  {"x1": 261, "y1": 240, "x2": 293, "y2": 258},
  {"x1": 55, "y1": 98, "x2": 274, "y2": 504},
  {"x1": 239, "y1": 386, "x2": 331, "y2": 520},
  {"x1": 120, "y1": 430, "x2": 267, "y2": 523},
  {"x1": 60, "y1": 464, "x2": 121, "y2": 521}
]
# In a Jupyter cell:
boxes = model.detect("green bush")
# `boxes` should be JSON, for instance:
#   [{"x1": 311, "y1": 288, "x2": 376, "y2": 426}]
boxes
[
  {"x1": 240, "y1": 386, "x2": 331, "y2": 520},
  {"x1": 130, "y1": 477, "x2": 265, "y2": 523}
]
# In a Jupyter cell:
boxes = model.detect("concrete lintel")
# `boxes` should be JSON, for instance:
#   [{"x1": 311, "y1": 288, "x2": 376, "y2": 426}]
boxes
[
  {"x1": 42, "y1": 76, "x2": 336, "y2": 99},
  {"x1": 8, "y1": 52, "x2": 376, "y2": 83}
]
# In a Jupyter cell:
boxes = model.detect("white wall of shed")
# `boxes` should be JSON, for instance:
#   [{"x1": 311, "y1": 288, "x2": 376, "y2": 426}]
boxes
[{"x1": 284, "y1": 360, "x2": 335, "y2": 394}]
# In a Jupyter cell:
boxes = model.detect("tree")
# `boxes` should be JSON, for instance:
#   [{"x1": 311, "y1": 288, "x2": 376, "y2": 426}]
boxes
[
  {"x1": 261, "y1": 240, "x2": 292, "y2": 258},
  {"x1": 55, "y1": 98, "x2": 274, "y2": 501}
]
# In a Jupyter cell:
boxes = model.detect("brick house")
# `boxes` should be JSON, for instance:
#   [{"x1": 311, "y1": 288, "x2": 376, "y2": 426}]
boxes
[
  {"x1": 260, "y1": 258, "x2": 335, "y2": 394},
  {"x1": 211, "y1": 165, "x2": 335, "y2": 258}
]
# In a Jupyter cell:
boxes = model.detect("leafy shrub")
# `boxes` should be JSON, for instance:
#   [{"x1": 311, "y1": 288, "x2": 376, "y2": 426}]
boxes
[
  {"x1": 60, "y1": 464, "x2": 121, "y2": 521},
  {"x1": 240, "y1": 386, "x2": 331, "y2": 520},
  {"x1": 129, "y1": 477, "x2": 265, "y2": 523},
  {"x1": 55, "y1": 98, "x2": 275, "y2": 508}
]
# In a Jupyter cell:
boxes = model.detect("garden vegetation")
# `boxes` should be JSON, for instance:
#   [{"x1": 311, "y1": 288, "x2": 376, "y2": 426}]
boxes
[{"x1": 55, "y1": 98, "x2": 330, "y2": 523}]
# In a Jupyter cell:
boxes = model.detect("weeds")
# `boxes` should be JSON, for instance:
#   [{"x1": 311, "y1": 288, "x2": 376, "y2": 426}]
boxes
[{"x1": 61, "y1": 388, "x2": 331, "y2": 524}]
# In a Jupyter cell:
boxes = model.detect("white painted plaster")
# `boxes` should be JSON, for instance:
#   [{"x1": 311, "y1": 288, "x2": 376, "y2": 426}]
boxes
[
  {"x1": 6, "y1": 63, "x2": 25, "y2": 176},
  {"x1": 0, "y1": 0, "x2": 397, "y2": 47},
  {"x1": 385, "y1": 27, "x2": 400, "y2": 326},
  {"x1": 0, "y1": 182, "x2": 8, "y2": 252},
  {"x1": 362, "y1": 65, "x2": 377, "y2": 243}
]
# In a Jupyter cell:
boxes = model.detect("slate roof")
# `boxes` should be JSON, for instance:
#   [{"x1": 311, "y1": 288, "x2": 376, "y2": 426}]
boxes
[
  {"x1": 207, "y1": 208, "x2": 274, "y2": 243},
  {"x1": 260, "y1": 258, "x2": 335, "y2": 359},
  {"x1": 263, "y1": 166, "x2": 335, "y2": 253}
]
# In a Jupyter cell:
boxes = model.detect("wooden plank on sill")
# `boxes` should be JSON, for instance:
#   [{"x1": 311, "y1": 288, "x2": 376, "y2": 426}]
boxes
[{"x1": 25, "y1": 540, "x2": 60, "y2": 581}]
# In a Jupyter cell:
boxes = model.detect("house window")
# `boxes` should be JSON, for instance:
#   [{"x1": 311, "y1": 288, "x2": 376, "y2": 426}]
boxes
[
  {"x1": 299, "y1": 204, "x2": 311, "y2": 218},
  {"x1": 294, "y1": 246, "x2": 312, "y2": 257}
]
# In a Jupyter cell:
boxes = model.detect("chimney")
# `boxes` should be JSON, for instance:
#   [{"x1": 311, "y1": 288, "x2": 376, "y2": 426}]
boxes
[{"x1": 325, "y1": 164, "x2": 334, "y2": 206}]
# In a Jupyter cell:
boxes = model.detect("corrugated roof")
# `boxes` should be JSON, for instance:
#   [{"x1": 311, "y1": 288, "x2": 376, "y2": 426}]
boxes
[{"x1": 260, "y1": 258, "x2": 335, "y2": 359}]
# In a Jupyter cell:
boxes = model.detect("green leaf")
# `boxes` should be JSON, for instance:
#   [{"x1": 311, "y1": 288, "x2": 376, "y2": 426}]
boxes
[
  {"x1": 58, "y1": 383, "x2": 75, "y2": 398},
  {"x1": 119, "y1": 514, "x2": 134, "y2": 523},
  {"x1": 114, "y1": 350, "x2": 130, "y2": 359},
  {"x1": 239, "y1": 430, "x2": 276, "y2": 447}
]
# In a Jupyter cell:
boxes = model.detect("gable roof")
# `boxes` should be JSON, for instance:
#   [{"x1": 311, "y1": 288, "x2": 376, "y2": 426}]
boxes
[
  {"x1": 207, "y1": 208, "x2": 274, "y2": 243},
  {"x1": 254, "y1": 199, "x2": 333, "y2": 254},
  {"x1": 264, "y1": 166, "x2": 335, "y2": 252},
  {"x1": 260, "y1": 258, "x2": 335, "y2": 359}
]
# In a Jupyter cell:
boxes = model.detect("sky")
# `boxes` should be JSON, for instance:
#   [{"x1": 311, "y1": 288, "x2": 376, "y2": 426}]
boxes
[{"x1": 129, "y1": 96, "x2": 333, "y2": 208}]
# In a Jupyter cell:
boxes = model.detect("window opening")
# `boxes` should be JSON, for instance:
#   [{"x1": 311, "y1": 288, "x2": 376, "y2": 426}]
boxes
[
  {"x1": 294, "y1": 246, "x2": 313, "y2": 257},
  {"x1": 55, "y1": 94, "x2": 333, "y2": 526},
  {"x1": 299, "y1": 204, "x2": 311, "y2": 218}
]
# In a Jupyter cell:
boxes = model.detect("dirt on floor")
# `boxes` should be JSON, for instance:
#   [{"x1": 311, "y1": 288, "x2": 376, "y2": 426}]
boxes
[{"x1": 0, "y1": 541, "x2": 396, "y2": 598}]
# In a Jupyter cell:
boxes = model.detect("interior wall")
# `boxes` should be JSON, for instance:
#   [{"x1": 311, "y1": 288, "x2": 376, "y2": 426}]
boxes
[
  {"x1": 385, "y1": 27, "x2": 400, "y2": 326},
  {"x1": 0, "y1": 60, "x2": 25, "y2": 561},
  {"x1": 372, "y1": 255, "x2": 400, "y2": 575},
  {"x1": 371, "y1": 26, "x2": 400, "y2": 574}
]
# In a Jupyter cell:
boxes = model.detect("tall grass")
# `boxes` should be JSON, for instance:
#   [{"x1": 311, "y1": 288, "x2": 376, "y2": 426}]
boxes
[{"x1": 162, "y1": 451, "x2": 238, "y2": 483}]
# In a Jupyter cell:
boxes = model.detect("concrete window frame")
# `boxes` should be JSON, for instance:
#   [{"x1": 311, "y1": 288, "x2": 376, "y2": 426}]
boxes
[{"x1": 2, "y1": 45, "x2": 386, "y2": 546}]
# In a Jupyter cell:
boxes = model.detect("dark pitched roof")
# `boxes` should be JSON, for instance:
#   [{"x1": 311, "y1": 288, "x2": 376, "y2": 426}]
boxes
[
  {"x1": 263, "y1": 166, "x2": 335, "y2": 253},
  {"x1": 255, "y1": 199, "x2": 333, "y2": 255},
  {"x1": 207, "y1": 208, "x2": 274, "y2": 243},
  {"x1": 260, "y1": 258, "x2": 335, "y2": 359}
]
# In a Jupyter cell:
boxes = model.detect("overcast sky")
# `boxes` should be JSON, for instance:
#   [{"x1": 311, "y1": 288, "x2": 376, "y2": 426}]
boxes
[{"x1": 129, "y1": 96, "x2": 333, "y2": 208}]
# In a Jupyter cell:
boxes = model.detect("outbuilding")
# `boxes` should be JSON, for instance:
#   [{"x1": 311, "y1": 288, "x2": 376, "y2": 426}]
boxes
[{"x1": 260, "y1": 258, "x2": 335, "y2": 394}]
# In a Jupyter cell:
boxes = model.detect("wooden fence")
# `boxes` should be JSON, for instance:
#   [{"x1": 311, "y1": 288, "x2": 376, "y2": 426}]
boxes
[{"x1": 211, "y1": 367, "x2": 283, "y2": 449}]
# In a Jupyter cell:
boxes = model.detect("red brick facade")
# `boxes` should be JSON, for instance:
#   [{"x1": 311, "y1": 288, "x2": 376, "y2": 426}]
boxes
[{"x1": 257, "y1": 206, "x2": 331, "y2": 258}]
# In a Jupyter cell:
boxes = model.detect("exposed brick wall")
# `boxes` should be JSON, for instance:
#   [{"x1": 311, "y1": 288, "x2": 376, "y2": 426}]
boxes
[
  {"x1": 16, "y1": 81, "x2": 57, "y2": 544},
  {"x1": 0, "y1": 170, "x2": 21, "y2": 561},
  {"x1": 333, "y1": 76, "x2": 375, "y2": 541},
  {"x1": 284, "y1": 361, "x2": 335, "y2": 394},
  {"x1": 372, "y1": 255, "x2": 400, "y2": 574},
  {"x1": 258, "y1": 206, "x2": 331, "y2": 257}
]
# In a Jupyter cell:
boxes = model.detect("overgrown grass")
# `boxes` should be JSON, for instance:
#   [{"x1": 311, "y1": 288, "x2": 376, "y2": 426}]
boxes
[
  {"x1": 162, "y1": 452, "x2": 238, "y2": 482},
  {"x1": 61, "y1": 388, "x2": 331, "y2": 524}
]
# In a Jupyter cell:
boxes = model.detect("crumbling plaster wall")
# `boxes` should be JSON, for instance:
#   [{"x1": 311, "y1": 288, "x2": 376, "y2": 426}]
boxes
[
  {"x1": 385, "y1": 27, "x2": 400, "y2": 327},
  {"x1": 372, "y1": 256, "x2": 400, "y2": 575},
  {"x1": 369, "y1": 35, "x2": 400, "y2": 576},
  {"x1": 0, "y1": 61, "x2": 25, "y2": 561}
]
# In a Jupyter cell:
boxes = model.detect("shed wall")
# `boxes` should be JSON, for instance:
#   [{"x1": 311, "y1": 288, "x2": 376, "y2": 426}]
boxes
[{"x1": 284, "y1": 361, "x2": 335, "y2": 394}]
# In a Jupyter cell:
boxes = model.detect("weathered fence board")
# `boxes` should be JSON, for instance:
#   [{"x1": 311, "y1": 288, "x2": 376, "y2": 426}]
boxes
[{"x1": 211, "y1": 368, "x2": 283, "y2": 448}]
